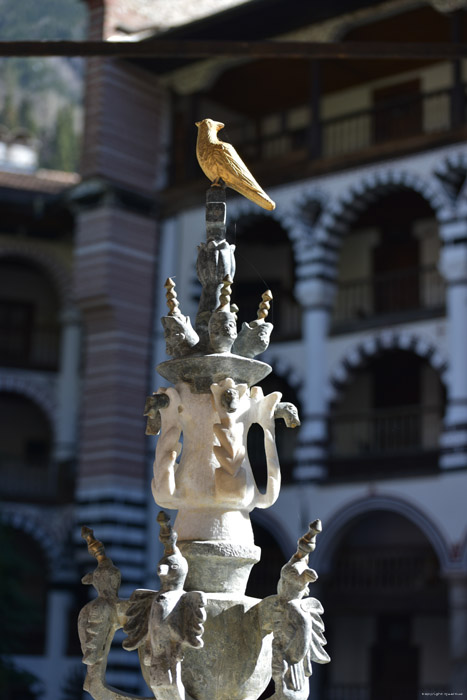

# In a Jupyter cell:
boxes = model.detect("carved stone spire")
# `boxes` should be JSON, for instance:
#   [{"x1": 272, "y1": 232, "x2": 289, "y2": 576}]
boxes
[
  {"x1": 257, "y1": 290, "x2": 273, "y2": 322},
  {"x1": 165, "y1": 277, "x2": 181, "y2": 317},
  {"x1": 81, "y1": 526, "x2": 111, "y2": 565},
  {"x1": 216, "y1": 275, "x2": 233, "y2": 312},
  {"x1": 157, "y1": 510, "x2": 178, "y2": 556}
]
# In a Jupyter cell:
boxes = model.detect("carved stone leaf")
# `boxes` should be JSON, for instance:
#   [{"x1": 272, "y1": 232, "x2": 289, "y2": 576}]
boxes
[
  {"x1": 182, "y1": 591, "x2": 207, "y2": 648},
  {"x1": 122, "y1": 589, "x2": 156, "y2": 651},
  {"x1": 78, "y1": 598, "x2": 118, "y2": 665}
]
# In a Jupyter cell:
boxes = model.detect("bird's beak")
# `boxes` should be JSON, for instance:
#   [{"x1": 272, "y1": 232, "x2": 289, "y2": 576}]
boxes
[
  {"x1": 216, "y1": 122, "x2": 225, "y2": 130},
  {"x1": 195, "y1": 121, "x2": 201, "y2": 127}
]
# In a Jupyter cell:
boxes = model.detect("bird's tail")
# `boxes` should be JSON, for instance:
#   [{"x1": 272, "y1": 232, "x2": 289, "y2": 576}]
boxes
[{"x1": 230, "y1": 180, "x2": 276, "y2": 211}]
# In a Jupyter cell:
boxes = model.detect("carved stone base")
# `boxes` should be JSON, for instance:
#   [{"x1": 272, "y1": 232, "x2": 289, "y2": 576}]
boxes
[
  {"x1": 179, "y1": 540, "x2": 261, "y2": 594},
  {"x1": 182, "y1": 594, "x2": 272, "y2": 700},
  {"x1": 178, "y1": 540, "x2": 270, "y2": 699}
]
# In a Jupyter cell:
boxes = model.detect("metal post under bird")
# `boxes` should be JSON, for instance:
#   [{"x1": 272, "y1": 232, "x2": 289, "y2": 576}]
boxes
[{"x1": 195, "y1": 118, "x2": 276, "y2": 211}]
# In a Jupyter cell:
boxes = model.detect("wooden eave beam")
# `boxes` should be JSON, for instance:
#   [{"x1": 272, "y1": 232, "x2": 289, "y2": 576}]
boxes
[{"x1": 0, "y1": 39, "x2": 465, "y2": 60}]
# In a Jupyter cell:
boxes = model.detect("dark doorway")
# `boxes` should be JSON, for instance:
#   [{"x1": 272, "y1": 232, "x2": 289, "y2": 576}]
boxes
[{"x1": 371, "y1": 615, "x2": 419, "y2": 700}]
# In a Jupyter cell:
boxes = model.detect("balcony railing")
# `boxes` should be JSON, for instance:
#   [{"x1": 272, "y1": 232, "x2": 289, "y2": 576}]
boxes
[
  {"x1": 0, "y1": 323, "x2": 60, "y2": 370},
  {"x1": 322, "y1": 85, "x2": 453, "y2": 159},
  {"x1": 0, "y1": 454, "x2": 74, "y2": 502},
  {"x1": 330, "y1": 546, "x2": 436, "y2": 593},
  {"x1": 225, "y1": 85, "x2": 461, "y2": 165},
  {"x1": 330, "y1": 405, "x2": 442, "y2": 457},
  {"x1": 172, "y1": 84, "x2": 466, "y2": 184},
  {"x1": 332, "y1": 265, "x2": 445, "y2": 327}
]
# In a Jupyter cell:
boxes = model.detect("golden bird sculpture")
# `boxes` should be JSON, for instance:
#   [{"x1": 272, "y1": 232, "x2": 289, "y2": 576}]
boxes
[{"x1": 195, "y1": 118, "x2": 276, "y2": 211}]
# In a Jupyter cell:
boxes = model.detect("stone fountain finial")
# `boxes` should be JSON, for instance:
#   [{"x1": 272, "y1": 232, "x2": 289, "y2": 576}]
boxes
[
  {"x1": 78, "y1": 120, "x2": 328, "y2": 700},
  {"x1": 294, "y1": 519, "x2": 322, "y2": 560},
  {"x1": 81, "y1": 526, "x2": 110, "y2": 565},
  {"x1": 232, "y1": 289, "x2": 274, "y2": 359},
  {"x1": 161, "y1": 277, "x2": 199, "y2": 358},
  {"x1": 257, "y1": 289, "x2": 273, "y2": 321},
  {"x1": 165, "y1": 277, "x2": 181, "y2": 316},
  {"x1": 208, "y1": 275, "x2": 238, "y2": 353},
  {"x1": 216, "y1": 275, "x2": 233, "y2": 312},
  {"x1": 157, "y1": 509, "x2": 178, "y2": 556}
]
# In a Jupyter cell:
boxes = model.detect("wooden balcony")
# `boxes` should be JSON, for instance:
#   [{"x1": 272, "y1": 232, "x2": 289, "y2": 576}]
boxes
[
  {"x1": 332, "y1": 264, "x2": 445, "y2": 332},
  {"x1": 0, "y1": 322, "x2": 60, "y2": 371},
  {"x1": 168, "y1": 84, "x2": 466, "y2": 199},
  {"x1": 0, "y1": 454, "x2": 75, "y2": 503},
  {"x1": 328, "y1": 405, "x2": 442, "y2": 479}
]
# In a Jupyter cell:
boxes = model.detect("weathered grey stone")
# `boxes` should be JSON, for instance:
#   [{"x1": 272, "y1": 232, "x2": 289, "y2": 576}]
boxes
[
  {"x1": 179, "y1": 540, "x2": 261, "y2": 594},
  {"x1": 233, "y1": 320, "x2": 273, "y2": 358},
  {"x1": 156, "y1": 354, "x2": 272, "y2": 393},
  {"x1": 182, "y1": 594, "x2": 273, "y2": 700}
]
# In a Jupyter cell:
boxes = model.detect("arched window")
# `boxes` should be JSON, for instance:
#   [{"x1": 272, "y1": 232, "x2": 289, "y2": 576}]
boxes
[
  {"x1": 0, "y1": 393, "x2": 56, "y2": 502},
  {"x1": 0, "y1": 258, "x2": 60, "y2": 371},
  {"x1": 333, "y1": 190, "x2": 444, "y2": 329},
  {"x1": 321, "y1": 511, "x2": 449, "y2": 699},
  {"x1": 329, "y1": 350, "x2": 445, "y2": 477},
  {"x1": 228, "y1": 214, "x2": 301, "y2": 341}
]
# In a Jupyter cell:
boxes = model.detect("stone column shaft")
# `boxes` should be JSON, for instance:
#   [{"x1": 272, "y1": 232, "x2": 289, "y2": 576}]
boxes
[
  {"x1": 439, "y1": 241, "x2": 467, "y2": 468},
  {"x1": 294, "y1": 277, "x2": 335, "y2": 481},
  {"x1": 54, "y1": 307, "x2": 81, "y2": 463}
]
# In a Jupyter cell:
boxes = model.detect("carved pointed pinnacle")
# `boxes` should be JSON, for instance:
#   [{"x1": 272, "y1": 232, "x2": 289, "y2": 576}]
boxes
[
  {"x1": 165, "y1": 277, "x2": 180, "y2": 317},
  {"x1": 257, "y1": 289, "x2": 273, "y2": 321},
  {"x1": 295, "y1": 519, "x2": 322, "y2": 560},
  {"x1": 157, "y1": 510, "x2": 177, "y2": 555},
  {"x1": 81, "y1": 525, "x2": 108, "y2": 564},
  {"x1": 217, "y1": 275, "x2": 233, "y2": 311}
]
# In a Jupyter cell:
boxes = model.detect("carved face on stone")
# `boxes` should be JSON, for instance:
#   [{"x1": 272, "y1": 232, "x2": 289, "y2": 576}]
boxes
[
  {"x1": 221, "y1": 387, "x2": 240, "y2": 413},
  {"x1": 208, "y1": 311, "x2": 237, "y2": 353},
  {"x1": 157, "y1": 551, "x2": 188, "y2": 592},
  {"x1": 249, "y1": 321, "x2": 272, "y2": 353},
  {"x1": 233, "y1": 320, "x2": 273, "y2": 358},
  {"x1": 278, "y1": 559, "x2": 318, "y2": 600},
  {"x1": 162, "y1": 315, "x2": 199, "y2": 358},
  {"x1": 81, "y1": 562, "x2": 121, "y2": 596}
]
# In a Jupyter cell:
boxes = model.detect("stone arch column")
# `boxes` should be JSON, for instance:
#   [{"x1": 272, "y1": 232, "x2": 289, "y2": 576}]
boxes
[
  {"x1": 439, "y1": 211, "x2": 467, "y2": 469},
  {"x1": 54, "y1": 305, "x2": 81, "y2": 462},
  {"x1": 293, "y1": 274, "x2": 336, "y2": 481},
  {"x1": 0, "y1": 242, "x2": 81, "y2": 463},
  {"x1": 327, "y1": 329, "x2": 448, "y2": 405},
  {"x1": 291, "y1": 169, "x2": 450, "y2": 481}
]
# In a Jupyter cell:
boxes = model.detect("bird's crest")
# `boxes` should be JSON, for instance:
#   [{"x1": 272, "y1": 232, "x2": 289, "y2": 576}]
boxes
[{"x1": 157, "y1": 510, "x2": 178, "y2": 555}]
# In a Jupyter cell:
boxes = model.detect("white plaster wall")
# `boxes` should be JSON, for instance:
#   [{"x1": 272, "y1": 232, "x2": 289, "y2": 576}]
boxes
[
  {"x1": 271, "y1": 140, "x2": 467, "y2": 224},
  {"x1": 270, "y1": 469, "x2": 467, "y2": 568}
]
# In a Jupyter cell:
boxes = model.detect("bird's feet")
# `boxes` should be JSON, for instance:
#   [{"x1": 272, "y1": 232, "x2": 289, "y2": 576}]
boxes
[{"x1": 211, "y1": 178, "x2": 225, "y2": 188}]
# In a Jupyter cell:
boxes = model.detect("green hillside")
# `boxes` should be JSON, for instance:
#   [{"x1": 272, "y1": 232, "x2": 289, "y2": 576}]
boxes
[{"x1": 0, "y1": 0, "x2": 88, "y2": 171}]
